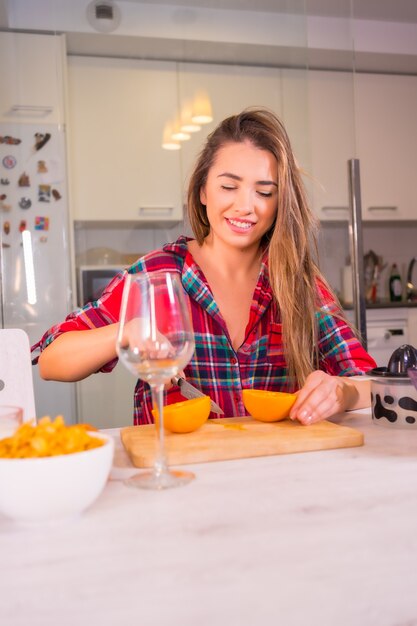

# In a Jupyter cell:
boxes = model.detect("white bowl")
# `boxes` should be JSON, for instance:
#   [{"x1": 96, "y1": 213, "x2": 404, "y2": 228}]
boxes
[{"x1": 0, "y1": 433, "x2": 114, "y2": 524}]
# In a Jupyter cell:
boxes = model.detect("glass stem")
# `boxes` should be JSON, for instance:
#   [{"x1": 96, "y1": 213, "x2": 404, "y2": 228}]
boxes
[{"x1": 151, "y1": 383, "x2": 168, "y2": 477}]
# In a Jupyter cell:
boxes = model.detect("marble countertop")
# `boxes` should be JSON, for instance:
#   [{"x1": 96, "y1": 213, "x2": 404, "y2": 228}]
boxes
[{"x1": 1, "y1": 410, "x2": 417, "y2": 626}]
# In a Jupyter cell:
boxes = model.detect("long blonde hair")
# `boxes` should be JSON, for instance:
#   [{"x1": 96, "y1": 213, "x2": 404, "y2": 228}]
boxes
[{"x1": 187, "y1": 107, "x2": 323, "y2": 387}]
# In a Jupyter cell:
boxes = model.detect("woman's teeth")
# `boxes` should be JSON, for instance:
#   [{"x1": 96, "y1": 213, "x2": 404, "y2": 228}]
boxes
[{"x1": 228, "y1": 219, "x2": 252, "y2": 229}]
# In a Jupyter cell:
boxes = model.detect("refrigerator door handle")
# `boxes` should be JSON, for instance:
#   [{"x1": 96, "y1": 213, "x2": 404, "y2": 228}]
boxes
[{"x1": 348, "y1": 158, "x2": 367, "y2": 351}]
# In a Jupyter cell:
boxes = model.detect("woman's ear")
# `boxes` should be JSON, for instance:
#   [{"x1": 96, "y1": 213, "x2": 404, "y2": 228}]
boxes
[{"x1": 200, "y1": 186, "x2": 207, "y2": 206}]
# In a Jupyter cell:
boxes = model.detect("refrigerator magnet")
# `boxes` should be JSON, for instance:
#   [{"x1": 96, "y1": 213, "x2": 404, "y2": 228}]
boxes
[
  {"x1": 18, "y1": 172, "x2": 30, "y2": 187},
  {"x1": 34, "y1": 216, "x2": 49, "y2": 231},
  {"x1": 39, "y1": 235, "x2": 48, "y2": 243},
  {"x1": 0, "y1": 178, "x2": 10, "y2": 185},
  {"x1": 0, "y1": 135, "x2": 21, "y2": 145},
  {"x1": 38, "y1": 184, "x2": 51, "y2": 202},
  {"x1": 18, "y1": 197, "x2": 32, "y2": 210},
  {"x1": 3, "y1": 221, "x2": 10, "y2": 235},
  {"x1": 34, "y1": 132, "x2": 51, "y2": 151},
  {"x1": 19, "y1": 220, "x2": 27, "y2": 232},
  {"x1": 52, "y1": 189, "x2": 62, "y2": 200},
  {"x1": 37, "y1": 160, "x2": 48, "y2": 173},
  {"x1": 2, "y1": 155, "x2": 17, "y2": 169}
]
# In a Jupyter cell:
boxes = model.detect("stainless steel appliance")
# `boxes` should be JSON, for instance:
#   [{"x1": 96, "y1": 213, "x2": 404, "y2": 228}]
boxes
[
  {"x1": 0, "y1": 122, "x2": 76, "y2": 421},
  {"x1": 77, "y1": 265, "x2": 124, "y2": 307},
  {"x1": 347, "y1": 159, "x2": 367, "y2": 349}
]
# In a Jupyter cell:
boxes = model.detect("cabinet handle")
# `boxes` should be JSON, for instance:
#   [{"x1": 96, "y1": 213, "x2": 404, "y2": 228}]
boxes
[
  {"x1": 321, "y1": 206, "x2": 349, "y2": 212},
  {"x1": 10, "y1": 105, "x2": 53, "y2": 115},
  {"x1": 367, "y1": 206, "x2": 398, "y2": 212},
  {"x1": 138, "y1": 206, "x2": 174, "y2": 217}
]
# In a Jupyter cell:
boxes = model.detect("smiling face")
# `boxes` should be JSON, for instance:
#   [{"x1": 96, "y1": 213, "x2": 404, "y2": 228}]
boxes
[{"x1": 199, "y1": 140, "x2": 278, "y2": 251}]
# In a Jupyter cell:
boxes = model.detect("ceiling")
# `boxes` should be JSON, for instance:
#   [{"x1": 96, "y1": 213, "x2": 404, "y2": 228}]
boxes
[
  {"x1": 122, "y1": 0, "x2": 417, "y2": 23},
  {"x1": 1, "y1": 0, "x2": 417, "y2": 74},
  {"x1": 66, "y1": 0, "x2": 417, "y2": 75}
]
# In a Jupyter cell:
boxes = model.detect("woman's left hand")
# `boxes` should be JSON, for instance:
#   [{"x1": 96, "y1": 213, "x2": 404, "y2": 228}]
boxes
[{"x1": 289, "y1": 370, "x2": 358, "y2": 425}]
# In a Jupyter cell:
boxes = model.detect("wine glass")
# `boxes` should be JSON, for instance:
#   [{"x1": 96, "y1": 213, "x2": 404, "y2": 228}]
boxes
[{"x1": 116, "y1": 271, "x2": 195, "y2": 490}]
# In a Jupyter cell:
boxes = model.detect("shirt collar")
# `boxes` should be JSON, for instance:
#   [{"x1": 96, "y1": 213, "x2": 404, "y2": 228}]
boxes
[
  {"x1": 162, "y1": 235, "x2": 191, "y2": 258},
  {"x1": 164, "y1": 236, "x2": 274, "y2": 335}
]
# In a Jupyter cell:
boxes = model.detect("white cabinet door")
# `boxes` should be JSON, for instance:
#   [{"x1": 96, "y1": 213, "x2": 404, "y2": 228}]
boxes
[
  {"x1": 355, "y1": 73, "x2": 417, "y2": 221},
  {"x1": 0, "y1": 32, "x2": 66, "y2": 124},
  {"x1": 67, "y1": 56, "x2": 183, "y2": 223},
  {"x1": 307, "y1": 70, "x2": 356, "y2": 221},
  {"x1": 282, "y1": 68, "x2": 313, "y2": 208},
  {"x1": 177, "y1": 62, "x2": 282, "y2": 190},
  {"x1": 76, "y1": 364, "x2": 136, "y2": 429}
]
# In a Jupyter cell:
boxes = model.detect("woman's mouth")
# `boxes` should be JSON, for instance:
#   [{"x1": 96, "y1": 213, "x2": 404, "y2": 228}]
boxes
[{"x1": 226, "y1": 218, "x2": 255, "y2": 233}]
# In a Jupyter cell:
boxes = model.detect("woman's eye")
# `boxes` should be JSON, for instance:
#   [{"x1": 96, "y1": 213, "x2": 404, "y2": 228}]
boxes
[
  {"x1": 258, "y1": 190, "x2": 273, "y2": 198},
  {"x1": 221, "y1": 185, "x2": 236, "y2": 191}
]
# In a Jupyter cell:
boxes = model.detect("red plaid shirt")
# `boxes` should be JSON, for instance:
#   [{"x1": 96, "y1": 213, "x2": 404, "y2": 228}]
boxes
[{"x1": 32, "y1": 236, "x2": 376, "y2": 424}]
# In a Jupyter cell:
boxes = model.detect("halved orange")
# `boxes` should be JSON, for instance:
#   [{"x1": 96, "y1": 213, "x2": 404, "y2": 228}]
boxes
[
  {"x1": 152, "y1": 396, "x2": 211, "y2": 433},
  {"x1": 242, "y1": 389, "x2": 296, "y2": 422}
]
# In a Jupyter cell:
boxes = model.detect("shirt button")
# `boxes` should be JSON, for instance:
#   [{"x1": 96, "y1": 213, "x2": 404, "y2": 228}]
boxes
[{"x1": 231, "y1": 357, "x2": 237, "y2": 365}]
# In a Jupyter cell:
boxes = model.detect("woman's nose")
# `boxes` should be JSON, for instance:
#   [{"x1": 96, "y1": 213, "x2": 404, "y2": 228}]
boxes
[{"x1": 234, "y1": 187, "x2": 254, "y2": 214}]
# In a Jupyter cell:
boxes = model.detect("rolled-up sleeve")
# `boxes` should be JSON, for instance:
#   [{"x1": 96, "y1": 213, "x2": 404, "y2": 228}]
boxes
[
  {"x1": 316, "y1": 281, "x2": 376, "y2": 376},
  {"x1": 31, "y1": 270, "x2": 127, "y2": 373}
]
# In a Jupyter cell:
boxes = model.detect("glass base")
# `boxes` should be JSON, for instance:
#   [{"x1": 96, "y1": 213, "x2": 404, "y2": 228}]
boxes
[{"x1": 123, "y1": 468, "x2": 195, "y2": 490}]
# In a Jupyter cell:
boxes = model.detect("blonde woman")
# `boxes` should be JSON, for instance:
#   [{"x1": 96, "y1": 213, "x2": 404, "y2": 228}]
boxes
[{"x1": 33, "y1": 108, "x2": 375, "y2": 425}]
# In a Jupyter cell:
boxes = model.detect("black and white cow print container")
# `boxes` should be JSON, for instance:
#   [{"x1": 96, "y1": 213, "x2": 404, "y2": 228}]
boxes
[
  {"x1": 370, "y1": 376, "x2": 417, "y2": 428},
  {"x1": 370, "y1": 345, "x2": 417, "y2": 428}
]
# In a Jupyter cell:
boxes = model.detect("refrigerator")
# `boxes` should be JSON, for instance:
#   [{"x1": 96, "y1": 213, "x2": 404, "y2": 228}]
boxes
[{"x1": 0, "y1": 122, "x2": 76, "y2": 422}]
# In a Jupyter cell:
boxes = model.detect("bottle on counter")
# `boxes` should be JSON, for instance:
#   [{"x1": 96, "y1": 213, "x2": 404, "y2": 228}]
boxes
[{"x1": 389, "y1": 263, "x2": 402, "y2": 302}]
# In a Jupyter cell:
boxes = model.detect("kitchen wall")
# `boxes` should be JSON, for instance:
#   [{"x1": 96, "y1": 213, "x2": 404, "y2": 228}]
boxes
[{"x1": 319, "y1": 221, "x2": 417, "y2": 302}]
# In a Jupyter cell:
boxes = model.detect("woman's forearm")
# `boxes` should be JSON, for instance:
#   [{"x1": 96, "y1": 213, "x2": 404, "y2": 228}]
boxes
[
  {"x1": 38, "y1": 324, "x2": 119, "y2": 382},
  {"x1": 342, "y1": 376, "x2": 372, "y2": 411}
]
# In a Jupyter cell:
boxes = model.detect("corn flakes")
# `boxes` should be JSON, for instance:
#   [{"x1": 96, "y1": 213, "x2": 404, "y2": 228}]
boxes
[{"x1": 0, "y1": 415, "x2": 104, "y2": 459}]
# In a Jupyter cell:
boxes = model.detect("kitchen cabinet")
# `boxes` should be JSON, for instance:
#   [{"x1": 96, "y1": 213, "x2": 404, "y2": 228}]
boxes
[
  {"x1": 0, "y1": 32, "x2": 66, "y2": 124},
  {"x1": 177, "y1": 62, "x2": 282, "y2": 189},
  {"x1": 176, "y1": 64, "x2": 317, "y2": 203},
  {"x1": 282, "y1": 68, "x2": 312, "y2": 198},
  {"x1": 68, "y1": 58, "x2": 285, "y2": 224},
  {"x1": 354, "y1": 73, "x2": 417, "y2": 221},
  {"x1": 76, "y1": 364, "x2": 136, "y2": 429},
  {"x1": 307, "y1": 70, "x2": 356, "y2": 220},
  {"x1": 67, "y1": 56, "x2": 183, "y2": 223},
  {"x1": 67, "y1": 58, "x2": 417, "y2": 224},
  {"x1": 307, "y1": 70, "x2": 417, "y2": 222}
]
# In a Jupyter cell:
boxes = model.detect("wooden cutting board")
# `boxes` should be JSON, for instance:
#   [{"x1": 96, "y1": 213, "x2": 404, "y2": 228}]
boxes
[{"x1": 121, "y1": 417, "x2": 364, "y2": 468}]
